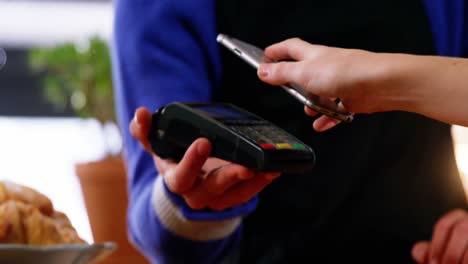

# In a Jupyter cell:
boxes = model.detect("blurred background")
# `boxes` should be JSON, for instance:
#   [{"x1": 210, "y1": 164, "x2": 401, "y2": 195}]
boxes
[
  {"x1": 0, "y1": 0, "x2": 467, "y2": 259},
  {"x1": 0, "y1": 0, "x2": 114, "y2": 245}
]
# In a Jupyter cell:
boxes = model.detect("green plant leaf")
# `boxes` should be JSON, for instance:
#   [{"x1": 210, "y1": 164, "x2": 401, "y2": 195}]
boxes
[{"x1": 29, "y1": 36, "x2": 115, "y2": 124}]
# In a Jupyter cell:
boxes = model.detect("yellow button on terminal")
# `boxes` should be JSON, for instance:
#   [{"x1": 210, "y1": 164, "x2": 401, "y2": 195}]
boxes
[{"x1": 276, "y1": 143, "x2": 293, "y2": 149}]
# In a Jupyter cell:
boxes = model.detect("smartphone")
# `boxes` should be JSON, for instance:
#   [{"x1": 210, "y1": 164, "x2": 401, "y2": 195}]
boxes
[{"x1": 216, "y1": 33, "x2": 354, "y2": 123}]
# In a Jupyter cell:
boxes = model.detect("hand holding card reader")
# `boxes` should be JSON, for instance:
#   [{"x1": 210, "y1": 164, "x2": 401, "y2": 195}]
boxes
[{"x1": 148, "y1": 102, "x2": 315, "y2": 173}]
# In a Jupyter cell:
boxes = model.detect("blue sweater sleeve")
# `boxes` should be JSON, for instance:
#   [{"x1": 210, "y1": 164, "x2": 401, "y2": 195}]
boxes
[
  {"x1": 464, "y1": 2, "x2": 468, "y2": 57},
  {"x1": 424, "y1": 0, "x2": 466, "y2": 57},
  {"x1": 111, "y1": 0, "x2": 252, "y2": 262},
  {"x1": 126, "y1": 169, "x2": 242, "y2": 263}
]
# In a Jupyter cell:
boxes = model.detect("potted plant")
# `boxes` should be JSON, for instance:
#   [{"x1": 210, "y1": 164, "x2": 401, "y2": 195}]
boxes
[{"x1": 29, "y1": 37, "x2": 148, "y2": 264}]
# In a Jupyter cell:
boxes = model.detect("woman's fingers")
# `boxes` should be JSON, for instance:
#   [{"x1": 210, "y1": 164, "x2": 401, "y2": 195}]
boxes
[
  {"x1": 462, "y1": 249, "x2": 468, "y2": 264},
  {"x1": 152, "y1": 155, "x2": 178, "y2": 177},
  {"x1": 182, "y1": 164, "x2": 255, "y2": 209},
  {"x1": 129, "y1": 107, "x2": 153, "y2": 153},
  {"x1": 429, "y1": 209, "x2": 468, "y2": 262},
  {"x1": 411, "y1": 241, "x2": 429, "y2": 263},
  {"x1": 310, "y1": 101, "x2": 352, "y2": 132},
  {"x1": 440, "y1": 217, "x2": 468, "y2": 264},
  {"x1": 163, "y1": 138, "x2": 212, "y2": 194},
  {"x1": 207, "y1": 172, "x2": 280, "y2": 211},
  {"x1": 264, "y1": 38, "x2": 315, "y2": 61},
  {"x1": 304, "y1": 105, "x2": 318, "y2": 116},
  {"x1": 313, "y1": 116, "x2": 341, "y2": 132},
  {"x1": 258, "y1": 61, "x2": 303, "y2": 86},
  {"x1": 202, "y1": 157, "x2": 232, "y2": 173}
]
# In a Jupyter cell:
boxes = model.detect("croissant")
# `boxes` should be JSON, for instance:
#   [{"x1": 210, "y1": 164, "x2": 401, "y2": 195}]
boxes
[
  {"x1": 0, "y1": 181, "x2": 85, "y2": 245},
  {"x1": 0, "y1": 181, "x2": 53, "y2": 216}
]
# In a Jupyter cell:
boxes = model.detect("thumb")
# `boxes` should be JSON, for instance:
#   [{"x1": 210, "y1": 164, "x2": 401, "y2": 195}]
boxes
[
  {"x1": 258, "y1": 61, "x2": 302, "y2": 87},
  {"x1": 130, "y1": 107, "x2": 153, "y2": 153},
  {"x1": 164, "y1": 138, "x2": 211, "y2": 194}
]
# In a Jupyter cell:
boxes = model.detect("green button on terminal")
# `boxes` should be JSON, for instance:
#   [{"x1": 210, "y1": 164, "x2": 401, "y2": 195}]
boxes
[{"x1": 292, "y1": 143, "x2": 306, "y2": 150}]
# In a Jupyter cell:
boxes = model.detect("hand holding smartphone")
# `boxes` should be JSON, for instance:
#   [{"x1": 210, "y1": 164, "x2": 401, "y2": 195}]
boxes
[{"x1": 216, "y1": 33, "x2": 354, "y2": 123}]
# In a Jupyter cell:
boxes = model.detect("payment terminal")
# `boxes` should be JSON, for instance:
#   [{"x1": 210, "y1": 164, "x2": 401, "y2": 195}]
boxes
[{"x1": 148, "y1": 102, "x2": 315, "y2": 173}]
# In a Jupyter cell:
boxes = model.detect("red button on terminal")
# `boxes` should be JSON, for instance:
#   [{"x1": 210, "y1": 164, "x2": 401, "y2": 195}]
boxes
[{"x1": 260, "y1": 143, "x2": 276, "y2": 150}]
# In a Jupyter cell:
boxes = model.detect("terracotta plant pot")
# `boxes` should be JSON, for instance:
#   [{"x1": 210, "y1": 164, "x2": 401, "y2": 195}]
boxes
[{"x1": 76, "y1": 156, "x2": 148, "y2": 264}]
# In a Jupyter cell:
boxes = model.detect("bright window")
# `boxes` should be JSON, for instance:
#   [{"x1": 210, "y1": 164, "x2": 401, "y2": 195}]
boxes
[{"x1": 0, "y1": 117, "x2": 122, "y2": 243}]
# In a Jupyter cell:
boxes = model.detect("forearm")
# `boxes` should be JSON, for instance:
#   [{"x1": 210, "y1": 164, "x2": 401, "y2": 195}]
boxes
[{"x1": 370, "y1": 53, "x2": 468, "y2": 126}]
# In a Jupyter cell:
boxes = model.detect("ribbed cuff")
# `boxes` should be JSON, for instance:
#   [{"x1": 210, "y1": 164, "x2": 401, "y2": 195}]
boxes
[{"x1": 151, "y1": 176, "x2": 242, "y2": 241}]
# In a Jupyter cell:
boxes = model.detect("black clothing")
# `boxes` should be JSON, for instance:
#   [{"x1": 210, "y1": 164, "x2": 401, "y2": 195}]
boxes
[{"x1": 216, "y1": 0, "x2": 467, "y2": 263}]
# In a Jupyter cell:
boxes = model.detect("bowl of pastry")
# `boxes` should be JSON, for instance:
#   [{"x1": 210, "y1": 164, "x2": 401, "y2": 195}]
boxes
[{"x1": 0, "y1": 180, "x2": 116, "y2": 264}]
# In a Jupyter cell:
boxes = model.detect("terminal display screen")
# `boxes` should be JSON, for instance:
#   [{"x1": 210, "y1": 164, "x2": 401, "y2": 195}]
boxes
[{"x1": 194, "y1": 105, "x2": 258, "y2": 120}]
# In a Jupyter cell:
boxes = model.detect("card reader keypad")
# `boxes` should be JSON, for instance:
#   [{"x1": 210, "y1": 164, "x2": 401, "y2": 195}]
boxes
[{"x1": 226, "y1": 122, "x2": 307, "y2": 151}]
